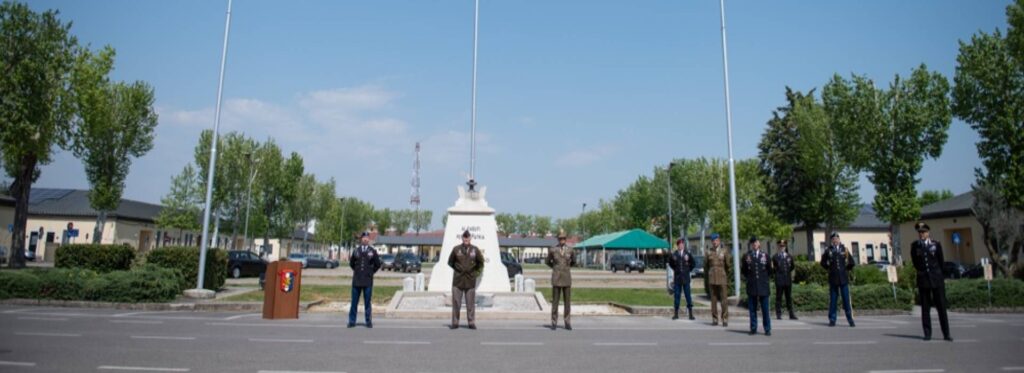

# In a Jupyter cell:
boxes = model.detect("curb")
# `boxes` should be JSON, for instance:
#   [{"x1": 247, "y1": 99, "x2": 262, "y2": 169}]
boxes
[
  {"x1": 0, "y1": 298, "x2": 324, "y2": 312},
  {"x1": 610, "y1": 303, "x2": 913, "y2": 317}
]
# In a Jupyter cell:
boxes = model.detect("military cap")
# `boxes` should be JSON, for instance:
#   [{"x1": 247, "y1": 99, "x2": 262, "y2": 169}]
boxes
[
  {"x1": 557, "y1": 229, "x2": 568, "y2": 239},
  {"x1": 360, "y1": 231, "x2": 369, "y2": 238},
  {"x1": 710, "y1": 233, "x2": 720, "y2": 240},
  {"x1": 915, "y1": 222, "x2": 930, "y2": 232},
  {"x1": 748, "y1": 236, "x2": 759, "y2": 244},
  {"x1": 462, "y1": 230, "x2": 472, "y2": 238},
  {"x1": 830, "y1": 231, "x2": 840, "y2": 239},
  {"x1": 777, "y1": 239, "x2": 788, "y2": 246}
]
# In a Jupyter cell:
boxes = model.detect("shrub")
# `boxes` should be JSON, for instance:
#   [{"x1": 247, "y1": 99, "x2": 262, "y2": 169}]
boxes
[
  {"x1": 850, "y1": 283, "x2": 913, "y2": 310},
  {"x1": 794, "y1": 260, "x2": 827, "y2": 285},
  {"x1": 55, "y1": 244, "x2": 135, "y2": 273},
  {"x1": 0, "y1": 270, "x2": 42, "y2": 298},
  {"x1": 83, "y1": 265, "x2": 182, "y2": 303},
  {"x1": 945, "y1": 279, "x2": 1024, "y2": 309},
  {"x1": 897, "y1": 264, "x2": 917, "y2": 290},
  {"x1": 851, "y1": 265, "x2": 888, "y2": 285},
  {"x1": 1013, "y1": 266, "x2": 1024, "y2": 281},
  {"x1": 146, "y1": 246, "x2": 227, "y2": 291},
  {"x1": 36, "y1": 268, "x2": 99, "y2": 300}
]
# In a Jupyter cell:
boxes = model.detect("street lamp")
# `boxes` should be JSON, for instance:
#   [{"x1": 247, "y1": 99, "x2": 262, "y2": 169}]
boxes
[
  {"x1": 718, "y1": 0, "x2": 743, "y2": 300},
  {"x1": 666, "y1": 162, "x2": 675, "y2": 290},
  {"x1": 338, "y1": 197, "x2": 346, "y2": 259},
  {"x1": 581, "y1": 202, "x2": 587, "y2": 268}
]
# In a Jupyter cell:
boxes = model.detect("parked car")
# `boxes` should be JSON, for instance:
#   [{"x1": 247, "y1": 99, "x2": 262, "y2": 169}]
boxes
[
  {"x1": 870, "y1": 260, "x2": 892, "y2": 272},
  {"x1": 380, "y1": 254, "x2": 396, "y2": 271},
  {"x1": 227, "y1": 250, "x2": 268, "y2": 279},
  {"x1": 942, "y1": 261, "x2": 968, "y2": 279},
  {"x1": 326, "y1": 256, "x2": 340, "y2": 269},
  {"x1": 287, "y1": 253, "x2": 309, "y2": 268},
  {"x1": 523, "y1": 257, "x2": 543, "y2": 264},
  {"x1": 501, "y1": 252, "x2": 523, "y2": 278},
  {"x1": 690, "y1": 256, "x2": 705, "y2": 278},
  {"x1": 609, "y1": 253, "x2": 645, "y2": 273},
  {"x1": 962, "y1": 264, "x2": 984, "y2": 279},
  {"x1": 0, "y1": 246, "x2": 7, "y2": 266},
  {"x1": 394, "y1": 252, "x2": 422, "y2": 273},
  {"x1": 304, "y1": 254, "x2": 333, "y2": 269}
]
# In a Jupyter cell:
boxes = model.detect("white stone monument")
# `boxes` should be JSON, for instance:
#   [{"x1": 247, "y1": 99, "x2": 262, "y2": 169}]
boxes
[{"x1": 427, "y1": 182, "x2": 510, "y2": 293}]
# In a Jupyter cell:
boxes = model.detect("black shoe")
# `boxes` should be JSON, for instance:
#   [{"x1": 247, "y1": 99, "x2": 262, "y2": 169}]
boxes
[
  {"x1": 849, "y1": 321, "x2": 856, "y2": 328},
  {"x1": 722, "y1": 322, "x2": 728, "y2": 327},
  {"x1": 449, "y1": 324, "x2": 458, "y2": 330},
  {"x1": 366, "y1": 322, "x2": 373, "y2": 329},
  {"x1": 789, "y1": 315, "x2": 798, "y2": 320},
  {"x1": 347, "y1": 323, "x2": 355, "y2": 328},
  {"x1": 550, "y1": 324, "x2": 557, "y2": 330},
  {"x1": 672, "y1": 315, "x2": 679, "y2": 320},
  {"x1": 468, "y1": 324, "x2": 477, "y2": 330},
  {"x1": 688, "y1": 314, "x2": 695, "y2": 321},
  {"x1": 749, "y1": 330, "x2": 756, "y2": 335},
  {"x1": 565, "y1": 324, "x2": 572, "y2": 331},
  {"x1": 765, "y1": 331, "x2": 771, "y2": 336},
  {"x1": 944, "y1": 336, "x2": 953, "y2": 342},
  {"x1": 923, "y1": 335, "x2": 932, "y2": 341},
  {"x1": 829, "y1": 322, "x2": 836, "y2": 327},
  {"x1": 776, "y1": 315, "x2": 782, "y2": 320}
]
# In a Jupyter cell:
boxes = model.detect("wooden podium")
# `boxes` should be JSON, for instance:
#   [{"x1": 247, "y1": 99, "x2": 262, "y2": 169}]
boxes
[{"x1": 263, "y1": 260, "x2": 302, "y2": 319}]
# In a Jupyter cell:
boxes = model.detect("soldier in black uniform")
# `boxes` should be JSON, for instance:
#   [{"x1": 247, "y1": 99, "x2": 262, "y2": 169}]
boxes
[
  {"x1": 772, "y1": 240, "x2": 797, "y2": 320},
  {"x1": 821, "y1": 232, "x2": 855, "y2": 327},
  {"x1": 911, "y1": 222, "x2": 952, "y2": 341},
  {"x1": 742, "y1": 237, "x2": 772, "y2": 336},
  {"x1": 668, "y1": 238, "x2": 696, "y2": 320},
  {"x1": 348, "y1": 232, "x2": 381, "y2": 328}
]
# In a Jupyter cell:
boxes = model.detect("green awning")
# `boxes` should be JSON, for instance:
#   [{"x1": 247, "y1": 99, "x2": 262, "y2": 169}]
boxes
[{"x1": 573, "y1": 229, "x2": 670, "y2": 250}]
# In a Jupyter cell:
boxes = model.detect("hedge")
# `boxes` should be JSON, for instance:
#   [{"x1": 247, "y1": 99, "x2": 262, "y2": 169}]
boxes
[
  {"x1": 0, "y1": 266, "x2": 182, "y2": 303},
  {"x1": 945, "y1": 279, "x2": 1024, "y2": 309},
  {"x1": 55, "y1": 244, "x2": 135, "y2": 273},
  {"x1": 146, "y1": 246, "x2": 227, "y2": 291},
  {"x1": 851, "y1": 265, "x2": 888, "y2": 286},
  {"x1": 794, "y1": 260, "x2": 827, "y2": 285}
]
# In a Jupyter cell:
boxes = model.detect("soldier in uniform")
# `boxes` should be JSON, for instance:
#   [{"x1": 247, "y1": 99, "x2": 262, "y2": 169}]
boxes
[
  {"x1": 348, "y1": 232, "x2": 381, "y2": 328},
  {"x1": 545, "y1": 230, "x2": 575, "y2": 330},
  {"x1": 704, "y1": 233, "x2": 731, "y2": 327},
  {"x1": 448, "y1": 230, "x2": 484, "y2": 330},
  {"x1": 742, "y1": 237, "x2": 772, "y2": 336},
  {"x1": 911, "y1": 222, "x2": 952, "y2": 341},
  {"x1": 668, "y1": 238, "x2": 696, "y2": 320},
  {"x1": 772, "y1": 239, "x2": 797, "y2": 320},
  {"x1": 821, "y1": 232, "x2": 855, "y2": 327}
]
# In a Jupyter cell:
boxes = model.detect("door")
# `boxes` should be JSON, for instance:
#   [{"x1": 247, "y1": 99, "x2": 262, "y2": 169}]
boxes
[
  {"x1": 945, "y1": 228, "x2": 974, "y2": 264},
  {"x1": 138, "y1": 230, "x2": 153, "y2": 253}
]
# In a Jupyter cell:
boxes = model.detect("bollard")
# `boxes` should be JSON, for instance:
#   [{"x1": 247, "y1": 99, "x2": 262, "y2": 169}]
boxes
[
  {"x1": 403, "y1": 277, "x2": 415, "y2": 292},
  {"x1": 524, "y1": 278, "x2": 536, "y2": 293},
  {"x1": 514, "y1": 274, "x2": 524, "y2": 292},
  {"x1": 415, "y1": 273, "x2": 425, "y2": 292}
]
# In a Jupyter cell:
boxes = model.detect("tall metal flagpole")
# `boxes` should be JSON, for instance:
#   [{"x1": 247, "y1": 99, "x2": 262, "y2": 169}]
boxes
[
  {"x1": 195, "y1": 0, "x2": 233, "y2": 293},
  {"x1": 470, "y1": 0, "x2": 479, "y2": 181},
  {"x1": 718, "y1": 0, "x2": 742, "y2": 300}
]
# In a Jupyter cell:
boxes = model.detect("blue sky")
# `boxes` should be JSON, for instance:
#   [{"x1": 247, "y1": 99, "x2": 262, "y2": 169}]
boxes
[{"x1": 29, "y1": 0, "x2": 1009, "y2": 226}]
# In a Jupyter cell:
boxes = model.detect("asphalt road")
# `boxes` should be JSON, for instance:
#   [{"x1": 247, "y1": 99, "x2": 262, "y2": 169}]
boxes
[{"x1": 0, "y1": 305, "x2": 1022, "y2": 373}]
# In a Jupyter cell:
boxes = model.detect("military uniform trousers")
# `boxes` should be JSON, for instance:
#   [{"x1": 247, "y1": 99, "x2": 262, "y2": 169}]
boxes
[
  {"x1": 919, "y1": 284, "x2": 950, "y2": 339},
  {"x1": 775, "y1": 284, "x2": 794, "y2": 318},
  {"x1": 551, "y1": 286, "x2": 571, "y2": 325},
  {"x1": 748, "y1": 295, "x2": 771, "y2": 333},
  {"x1": 709, "y1": 284, "x2": 729, "y2": 324},
  {"x1": 451, "y1": 287, "x2": 477, "y2": 326}
]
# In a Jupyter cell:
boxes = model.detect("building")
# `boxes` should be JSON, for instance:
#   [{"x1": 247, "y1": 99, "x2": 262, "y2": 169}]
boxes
[
  {"x1": 0, "y1": 195, "x2": 14, "y2": 260},
  {"x1": 898, "y1": 192, "x2": 986, "y2": 265},
  {"x1": 791, "y1": 206, "x2": 892, "y2": 264},
  {"x1": 258, "y1": 229, "x2": 329, "y2": 261}
]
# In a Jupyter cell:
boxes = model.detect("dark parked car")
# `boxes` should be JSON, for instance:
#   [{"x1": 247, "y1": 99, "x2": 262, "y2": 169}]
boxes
[
  {"x1": 523, "y1": 257, "x2": 543, "y2": 264},
  {"x1": 690, "y1": 256, "x2": 705, "y2": 278},
  {"x1": 943, "y1": 261, "x2": 967, "y2": 279},
  {"x1": 287, "y1": 253, "x2": 309, "y2": 268},
  {"x1": 304, "y1": 254, "x2": 334, "y2": 269},
  {"x1": 869, "y1": 260, "x2": 892, "y2": 272},
  {"x1": 501, "y1": 252, "x2": 523, "y2": 278},
  {"x1": 962, "y1": 264, "x2": 984, "y2": 279},
  {"x1": 394, "y1": 252, "x2": 422, "y2": 273},
  {"x1": 380, "y1": 254, "x2": 396, "y2": 271},
  {"x1": 227, "y1": 250, "x2": 268, "y2": 279},
  {"x1": 609, "y1": 253, "x2": 645, "y2": 273}
]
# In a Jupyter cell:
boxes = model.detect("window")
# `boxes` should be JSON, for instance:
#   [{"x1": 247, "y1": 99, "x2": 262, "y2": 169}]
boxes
[
  {"x1": 45, "y1": 232, "x2": 55, "y2": 243},
  {"x1": 881, "y1": 244, "x2": 889, "y2": 261},
  {"x1": 866, "y1": 244, "x2": 875, "y2": 261},
  {"x1": 851, "y1": 242, "x2": 860, "y2": 264}
]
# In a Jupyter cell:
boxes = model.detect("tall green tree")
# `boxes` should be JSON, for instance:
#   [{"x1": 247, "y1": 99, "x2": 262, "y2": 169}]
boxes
[
  {"x1": 71, "y1": 47, "x2": 158, "y2": 243},
  {"x1": 374, "y1": 208, "x2": 393, "y2": 235},
  {"x1": 534, "y1": 216, "x2": 552, "y2": 237},
  {"x1": 255, "y1": 142, "x2": 303, "y2": 253},
  {"x1": 155, "y1": 165, "x2": 202, "y2": 245},
  {"x1": 952, "y1": 0, "x2": 1024, "y2": 209},
  {"x1": 918, "y1": 189, "x2": 955, "y2": 207},
  {"x1": 823, "y1": 65, "x2": 952, "y2": 260},
  {"x1": 495, "y1": 213, "x2": 515, "y2": 237},
  {"x1": 1, "y1": 1, "x2": 79, "y2": 267},
  {"x1": 392, "y1": 209, "x2": 413, "y2": 236},
  {"x1": 412, "y1": 210, "x2": 432, "y2": 235},
  {"x1": 708, "y1": 159, "x2": 792, "y2": 248}
]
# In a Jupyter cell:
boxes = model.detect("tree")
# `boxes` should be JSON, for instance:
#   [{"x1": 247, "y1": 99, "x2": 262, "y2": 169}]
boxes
[
  {"x1": 534, "y1": 216, "x2": 552, "y2": 237},
  {"x1": 1, "y1": 1, "x2": 79, "y2": 267},
  {"x1": 495, "y1": 213, "x2": 515, "y2": 237},
  {"x1": 708, "y1": 159, "x2": 792, "y2": 248},
  {"x1": 823, "y1": 65, "x2": 952, "y2": 261},
  {"x1": 155, "y1": 165, "x2": 202, "y2": 245},
  {"x1": 255, "y1": 142, "x2": 303, "y2": 254},
  {"x1": 971, "y1": 183, "x2": 1023, "y2": 277},
  {"x1": 513, "y1": 213, "x2": 533, "y2": 236},
  {"x1": 392, "y1": 209, "x2": 413, "y2": 236},
  {"x1": 412, "y1": 210, "x2": 432, "y2": 234},
  {"x1": 918, "y1": 189, "x2": 955, "y2": 207},
  {"x1": 288, "y1": 173, "x2": 317, "y2": 245},
  {"x1": 952, "y1": 0, "x2": 1024, "y2": 209},
  {"x1": 71, "y1": 46, "x2": 158, "y2": 243},
  {"x1": 374, "y1": 208, "x2": 393, "y2": 235}
]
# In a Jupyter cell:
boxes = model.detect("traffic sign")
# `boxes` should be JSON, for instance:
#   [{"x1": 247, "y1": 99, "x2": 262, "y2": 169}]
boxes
[
  {"x1": 68, "y1": 229, "x2": 80, "y2": 238},
  {"x1": 952, "y1": 232, "x2": 961, "y2": 245},
  {"x1": 983, "y1": 263, "x2": 993, "y2": 281},
  {"x1": 887, "y1": 265, "x2": 898, "y2": 283}
]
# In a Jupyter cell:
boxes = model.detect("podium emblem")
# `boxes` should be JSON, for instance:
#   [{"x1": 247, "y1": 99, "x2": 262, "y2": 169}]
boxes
[{"x1": 279, "y1": 270, "x2": 296, "y2": 293}]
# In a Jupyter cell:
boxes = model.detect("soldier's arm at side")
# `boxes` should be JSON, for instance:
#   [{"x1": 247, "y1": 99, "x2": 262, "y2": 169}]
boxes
[
  {"x1": 349, "y1": 252, "x2": 357, "y2": 270},
  {"x1": 570, "y1": 249, "x2": 577, "y2": 267},
  {"x1": 667, "y1": 253, "x2": 677, "y2": 270},
  {"x1": 845, "y1": 249, "x2": 854, "y2": 270},
  {"x1": 545, "y1": 249, "x2": 555, "y2": 268},
  {"x1": 935, "y1": 242, "x2": 945, "y2": 265},
  {"x1": 371, "y1": 249, "x2": 382, "y2": 272},
  {"x1": 820, "y1": 250, "x2": 829, "y2": 269},
  {"x1": 447, "y1": 249, "x2": 457, "y2": 269},
  {"x1": 474, "y1": 247, "x2": 484, "y2": 271}
]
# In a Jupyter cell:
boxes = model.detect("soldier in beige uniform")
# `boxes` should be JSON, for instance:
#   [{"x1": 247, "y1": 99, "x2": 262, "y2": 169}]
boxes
[
  {"x1": 545, "y1": 230, "x2": 575, "y2": 330},
  {"x1": 704, "y1": 233, "x2": 732, "y2": 327},
  {"x1": 448, "y1": 230, "x2": 484, "y2": 330}
]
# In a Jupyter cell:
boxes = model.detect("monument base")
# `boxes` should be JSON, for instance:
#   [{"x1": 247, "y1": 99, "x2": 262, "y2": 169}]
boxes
[{"x1": 385, "y1": 291, "x2": 550, "y2": 320}]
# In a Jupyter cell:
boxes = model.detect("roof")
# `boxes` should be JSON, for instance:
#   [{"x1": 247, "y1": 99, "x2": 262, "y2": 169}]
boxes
[
  {"x1": 919, "y1": 191, "x2": 974, "y2": 219},
  {"x1": 25, "y1": 188, "x2": 163, "y2": 222},
  {"x1": 793, "y1": 206, "x2": 888, "y2": 231},
  {"x1": 374, "y1": 235, "x2": 558, "y2": 248},
  {"x1": 574, "y1": 229, "x2": 670, "y2": 250},
  {"x1": 0, "y1": 194, "x2": 14, "y2": 207}
]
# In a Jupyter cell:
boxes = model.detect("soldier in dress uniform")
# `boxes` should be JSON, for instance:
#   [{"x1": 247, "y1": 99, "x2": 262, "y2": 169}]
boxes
[
  {"x1": 448, "y1": 230, "x2": 484, "y2": 330},
  {"x1": 772, "y1": 239, "x2": 797, "y2": 320},
  {"x1": 668, "y1": 238, "x2": 696, "y2": 320},
  {"x1": 348, "y1": 232, "x2": 381, "y2": 328},
  {"x1": 911, "y1": 222, "x2": 952, "y2": 341},
  {"x1": 821, "y1": 232, "x2": 856, "y2": 327},
  {"x1": 742, "y1": 237, "x2": 772, "y2": 336},
  {"x1": 545, "y1": 230, "x2": 575, "y2": 330},
  {"x1": 704, "y1": 233, "x2": 731, "y2": 327}
]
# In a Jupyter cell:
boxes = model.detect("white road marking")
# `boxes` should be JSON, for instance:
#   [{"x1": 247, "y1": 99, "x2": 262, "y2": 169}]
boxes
[
  {"x1": 14, "y1": 332, "x2": 81, "y2": 337},
  {"x1": 858, "y1": 317, "x2": 909, "y2": 325},
  {"x1": 952, "y1": 339, "x2": 978, "y2": 343},
  {"x1": 480, "y1": 342, "x2": 544, "y2": 346},
  {"x1": 224, "y1": 313, "x2": 261, "y2": 320},
  {"x1": 593, "y1": 342, "x2": 658, "y2": 346},
  {"x1": 111, "y1": 320, "x2": 164, "y2": 325},
  {"x1": 17, "y1": 316, "x2": 68, "y2": 321},
  {"x1": 363, "y1": 340, "x2": 431, "y2": 345},
  {"x1": 207, "y1": 322, "x2": 345, "y2": 328},
  {"x1": 112, "y1": 311, "x2": 151, "y2": 317},
  {"x1": 708, "y1": 342, "x2": 771, "y2": 346},
  {"x1": 249, "y1": 338, "x2": 314, "y2": 343},
  {"x1": 851, "y1": 326, "x2": 898, "y2": 330},
  {"x1": 131, "y1": 336, "x2": 196, "y2": 341},
  {"x1": 97, "y1": 366, "x2": 190, "y2": 372},
  {"x1": 2, "y1": 308, "x2": 38, "y2": 314},
  {"x1": 813, "y1": 341, "x2": 877, "y2": 345},
  {"x1": 0, "y1": 361, "x2": 37, "y2": 367},
  {"x1": 867, "y1": 370, "x2": 945, "y2": 373},
  {"x1": 1000, "y1": 367, "x2": 1024, "y2": 371},
  {"x1": 771, "y1": 327, "x2": 813, "y2": 330},
  {"x1": 258, "y1": 371, "x2": 346, "y2": 373}
]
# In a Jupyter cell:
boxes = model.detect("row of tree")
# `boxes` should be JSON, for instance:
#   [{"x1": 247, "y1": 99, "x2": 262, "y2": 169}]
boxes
[{"x1": 1, "y1": 2, "x2": 159, "y2": 267}]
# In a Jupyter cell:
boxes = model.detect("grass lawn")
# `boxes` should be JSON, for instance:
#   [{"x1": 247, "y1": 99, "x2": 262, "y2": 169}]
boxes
[
  {"x1": 222, "y1": 285, "x2": 401, "y2": 304},
  {"x1": 538, "y1": 287, "x2": 674, "y2": 307}
]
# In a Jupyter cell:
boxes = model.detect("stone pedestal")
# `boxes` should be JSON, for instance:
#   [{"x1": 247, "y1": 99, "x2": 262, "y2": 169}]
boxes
[{"x1": 427, "y1": 184, "x2": 510, "y2": 293}]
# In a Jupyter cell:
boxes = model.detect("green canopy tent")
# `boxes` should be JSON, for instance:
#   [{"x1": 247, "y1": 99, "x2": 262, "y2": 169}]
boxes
[{"x1": 573, "y1": 229, "x2": 670, "y2": 270}]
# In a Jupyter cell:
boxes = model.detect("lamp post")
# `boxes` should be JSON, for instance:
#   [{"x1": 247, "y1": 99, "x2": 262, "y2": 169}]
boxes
[
  {"x1": 718, "y1": 0, "x2": 742, "y2": 300},
  {"x1": 193, "y1": 0, "x2": 233, "y2": 295},
  {"x1": 242, "y1": 151, "x2": 259, "y2": 252},
  {"x1": 666, "y1": 162, "x2": 675, "y2": 289},
  {"x1": 581, "y1": 202, "x2": 587, "y2": 268},
  {"x1": 338, "y1": 197, "x2": 346, "y2": 259}
]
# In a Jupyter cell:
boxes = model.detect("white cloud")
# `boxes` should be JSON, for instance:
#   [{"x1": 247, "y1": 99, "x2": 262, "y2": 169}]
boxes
[{"x1": 555, "y1": 146, "x2": 616, "y2": 167}]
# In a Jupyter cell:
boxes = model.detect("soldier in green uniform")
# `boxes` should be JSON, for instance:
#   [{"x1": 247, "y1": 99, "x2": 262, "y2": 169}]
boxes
[
  {"x1": 545, "y1": 230, "x2": 575, "y2": 330},
  {"x1": 449, "y1": 230, "x2": 484, "y2": 330},
  {"x1": 704, "y1": 233, "x2": 731, "y2": 327}
]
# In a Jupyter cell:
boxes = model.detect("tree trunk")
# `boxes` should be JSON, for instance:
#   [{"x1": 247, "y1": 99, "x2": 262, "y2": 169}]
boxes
[
  {"x1": 805, "y1": 224, "x2": 816, "y2": 260},
  {"x1": 8, "y1": 158, "x2": 36, "y2": 268},
  {"x1": 890, "y1": 224, "x2": 901, "y2": 266},
  {"x1": 93, "y1": 210, "x2": 107, "y2": 244}
]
